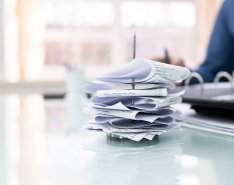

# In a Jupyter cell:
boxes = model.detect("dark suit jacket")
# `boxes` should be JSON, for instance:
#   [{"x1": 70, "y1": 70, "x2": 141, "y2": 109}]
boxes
[{"x1": 195, "y1": 0, "x2": 234, "y2": 82}]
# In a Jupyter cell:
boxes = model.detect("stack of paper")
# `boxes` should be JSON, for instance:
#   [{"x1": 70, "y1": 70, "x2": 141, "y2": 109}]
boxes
[
  {"x1": 174, "y1": 104, "x2": 234, "y2": 136},
  {"x1": 83, "y1": 58, "x2": 190, "y2": 141}
]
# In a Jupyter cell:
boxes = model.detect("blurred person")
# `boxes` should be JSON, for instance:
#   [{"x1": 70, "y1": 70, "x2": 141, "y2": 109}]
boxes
[{"x1": 152, "y1": 0, "x2": 234, "y2": 84}]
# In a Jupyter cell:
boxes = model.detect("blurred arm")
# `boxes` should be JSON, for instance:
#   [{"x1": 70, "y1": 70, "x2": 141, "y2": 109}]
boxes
[{"x1": 195, "y1": 0, "x2": 234, "y2": 83}]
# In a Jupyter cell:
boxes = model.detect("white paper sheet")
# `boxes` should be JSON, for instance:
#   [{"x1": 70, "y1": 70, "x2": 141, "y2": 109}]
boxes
[
  {"x1": 94, "y1": 116, "x2": 174, "y2": 126},
  {"x1": 109, "y1": 118, "x2": 175, "y2": 128},
  {"x1": 143, "y1": 134, "x2": 158, "y2": 140},
  {"x1": 92, "y1": 102, "x2": 131, "y2": 111},
  {"x1": 83, "y1": 82, "x2": 175, "y2": 94},
  {"x1": 97, "y1": 58, "x2": 190, "y2": 83},
  {"x1": 87, "y1": 123, "x2": 170, "y2": 133},
  {"x1": 85, "y1": 107, "x2": 175, "y2": 123},
  {"x1": 176, "y1": 113, "x2": 234, "y2": 133},
  {"x1": 84, "y1": 123, "x2": 160, "y2": 141},
  {"x1": 112, "y1": 132, "x2": 161, "y2": 141},
  {"x1": 91, "y1": 96, "x2": 182, "y2": 109},
  {"x1": 90, "y1": 88, "x2": 184, "y2": 103},
  {"x1": 96, "y1": 88, "x2": 168, "y2": 97},
  {"x1": 85, "y1": 122, "x2": 172, "y2": 141}
]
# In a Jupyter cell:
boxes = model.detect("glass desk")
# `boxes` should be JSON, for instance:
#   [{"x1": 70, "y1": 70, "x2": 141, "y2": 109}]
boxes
[{"x1": 0, "y1": 95, "x2": 234, "y2": 185}]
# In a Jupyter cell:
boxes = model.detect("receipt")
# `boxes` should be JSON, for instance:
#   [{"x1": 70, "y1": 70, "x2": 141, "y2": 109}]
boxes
[
  {"x1": 97, "y1": 58, "x2": 190, "y2": 83},
  {"x1": 85, "y1": 107, "x2": 175, "y2": 123},
  {"x1": 96, "y1": 88, "x2": 168, "y2": 97},
  {"x1": 109, "y1": 118, "x2": 175, "y2": 128},
  {"x1": 83, "y1": 82, "x2": 175, "y2": 94},
  {"x1": 85, "y1": 123, "x2": 167, "y2": 141},
  {"x1": 94, "y1": 116, "x2": 174, "y2": 126},
  {"x1": 140, "y1": 58, "x2": 190, "y2": 83},
  {"x1": 85, "y1": 123, "x2": 165, "y2": 141},
  {"x1": 91, "y1": 96, "x2": 182, "y2": 110},
  {"x1": 88, "y1": 123, "x2": 170, "y2": 133},
  {"x1": 86, "y1": 108, "x2": 159, "y2": 122},
  {"x1": 92, "y1": 102, "x2": 130, "y2": 111}
]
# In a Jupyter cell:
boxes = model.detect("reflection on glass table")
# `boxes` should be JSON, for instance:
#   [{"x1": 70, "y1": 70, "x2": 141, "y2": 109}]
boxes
[{"x1": 0, "y1": 95, "x2": 234, "y2": 185}]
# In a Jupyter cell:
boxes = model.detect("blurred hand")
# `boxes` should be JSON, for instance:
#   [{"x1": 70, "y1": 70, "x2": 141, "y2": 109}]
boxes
[{"x1": 150, "y1": 56, "x2": 185, "y2": 67}]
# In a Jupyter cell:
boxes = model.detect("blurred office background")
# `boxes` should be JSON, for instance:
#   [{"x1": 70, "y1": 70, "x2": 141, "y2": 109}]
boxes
[{"x1": 0, "y1": 0, "x2": 223, "y2": 82}]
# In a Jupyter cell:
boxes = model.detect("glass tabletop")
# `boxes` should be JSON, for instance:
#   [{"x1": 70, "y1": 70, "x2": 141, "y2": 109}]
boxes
[{"x1": 0, "y1": 94, "x2": 234, "y2": 185}]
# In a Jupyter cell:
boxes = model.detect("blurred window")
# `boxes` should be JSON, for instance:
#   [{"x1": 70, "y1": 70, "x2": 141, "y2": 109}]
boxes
[
  {"x1": 168, "y1": 2, "x2": 196, "y2": 28},
  {"x1": 42, "y1": 0, "x2": 197, "y2": 79},
  {"x1": 121, "y1": 1, "x2": 196, "y2": 28},
  {"x1": 44, "y1": 2, "x2": 113, "y2": 28}
]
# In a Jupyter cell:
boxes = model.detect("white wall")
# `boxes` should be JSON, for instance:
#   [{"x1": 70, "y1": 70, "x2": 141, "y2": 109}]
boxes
[
  {"x1": 0, "y1": 3, "x2": 6, "y2": 183},
  {"x1": 0, "y1": 1, "x2": 7, "y2": 184},
  {"x1": 0, "y1": 0, "x2": 6, "y2": 81}
]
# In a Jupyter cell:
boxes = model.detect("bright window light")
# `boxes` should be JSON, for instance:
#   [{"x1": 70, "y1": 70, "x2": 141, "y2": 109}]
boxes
[
  {"x1": 121, "y1": 1, "x2": 196, "y2": 28},
  {"x1": 168, "y1": 2, "x2": 196, "y2": 28},
  {"x1": 44, "y1": 2, "x2": 113, "y2": 27},
  {"x1": 121, "y1": 2, "x2": 165, "y2": 27}
]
